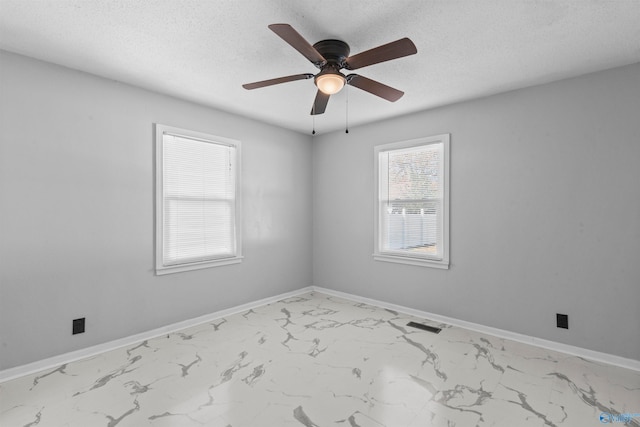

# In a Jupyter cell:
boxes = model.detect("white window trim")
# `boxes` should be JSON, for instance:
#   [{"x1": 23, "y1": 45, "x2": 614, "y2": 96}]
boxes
[
  {"x1": 155, "y1": 124, "x2": 243, "y2": 275},
  {"x1": 373, "y1": 134, "x2": 450, "y2": 269}
]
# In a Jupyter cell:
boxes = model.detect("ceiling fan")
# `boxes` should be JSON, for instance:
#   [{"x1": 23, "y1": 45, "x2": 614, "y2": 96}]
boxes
[{"x1": 242, "y1": 24, "x2": 417, "y2": 115}]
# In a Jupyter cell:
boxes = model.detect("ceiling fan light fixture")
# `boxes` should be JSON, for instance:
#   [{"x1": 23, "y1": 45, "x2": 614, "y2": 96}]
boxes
[{"x1": 315, "y1": 72, "x2": 345, "y2": 95}]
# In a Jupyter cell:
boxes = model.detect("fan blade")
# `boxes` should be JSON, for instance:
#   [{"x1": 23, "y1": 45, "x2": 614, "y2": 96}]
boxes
[
  {"x1": 269, "y1": 24, "x2": 326, "y2": 66},
  {"x1": 347, "y1": 74, "x2": 404, "y2": 102},
  {"x1": 345, "y1": 38, "x2": 417, "y2": 70},
  {"x1": 311, "y1": 90, "x2": 330, "y2": 115},
  {"x1": 243, "y1": 73, "x2": 314, "y2": 90}
]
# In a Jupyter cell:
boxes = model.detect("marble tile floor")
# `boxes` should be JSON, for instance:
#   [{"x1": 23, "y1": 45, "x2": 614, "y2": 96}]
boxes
[{"x1": 1, "y1": 292, "x2": 639, "y2": 427}]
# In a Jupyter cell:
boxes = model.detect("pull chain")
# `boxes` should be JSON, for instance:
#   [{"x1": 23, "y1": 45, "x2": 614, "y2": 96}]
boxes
[
  {"x1": 312, "y1": 104, "x2": 316, "y2": 135},
  {"x1": 345, "y1": 84, "x2": 349, "y2": 134}
]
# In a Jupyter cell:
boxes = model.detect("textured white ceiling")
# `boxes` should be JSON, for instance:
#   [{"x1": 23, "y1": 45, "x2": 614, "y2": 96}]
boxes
[{"x1": 1, "y1": 0, "x2": 639, "y2": 135}]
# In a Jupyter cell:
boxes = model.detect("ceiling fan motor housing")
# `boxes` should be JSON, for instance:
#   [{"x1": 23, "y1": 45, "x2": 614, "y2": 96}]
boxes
[{"x1": 313, "y1": 39, "x2": 350, "y2": 68}]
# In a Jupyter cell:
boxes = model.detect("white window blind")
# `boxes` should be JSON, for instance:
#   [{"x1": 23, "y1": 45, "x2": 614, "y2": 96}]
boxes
[
  {"x1": 374, "y1": 135, "x2": 449, "y2": 269},
  {"x1": 155, "y1": 124, "x2": 242, "y2": 274}
]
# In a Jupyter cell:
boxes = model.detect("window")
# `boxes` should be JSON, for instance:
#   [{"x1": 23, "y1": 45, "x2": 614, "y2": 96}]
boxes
[
  {"x1": 155, "y1": 124, "x2": 242, "y2": 275},
  {"x1": 374, "y1": 134, "x2": 450, "y2": 269}
]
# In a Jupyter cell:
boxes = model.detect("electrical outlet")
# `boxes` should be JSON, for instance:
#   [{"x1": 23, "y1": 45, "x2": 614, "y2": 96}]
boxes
[
  {"x1": 73, "y1": 318, "x2": 85, "y2": 335},
  {"x1": 556, "y1": 313, "x2": 568, "y2": 329}
]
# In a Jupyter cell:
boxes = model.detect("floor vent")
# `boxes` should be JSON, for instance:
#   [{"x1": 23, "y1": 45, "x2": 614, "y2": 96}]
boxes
[{"x1": 407, "y1": 321, "x2": 442, "y2": 334}]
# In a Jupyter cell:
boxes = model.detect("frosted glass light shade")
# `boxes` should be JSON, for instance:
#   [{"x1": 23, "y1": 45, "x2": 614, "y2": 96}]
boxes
[{"x1": 315, "y1": 73, "x2": 345, "y2": 95}]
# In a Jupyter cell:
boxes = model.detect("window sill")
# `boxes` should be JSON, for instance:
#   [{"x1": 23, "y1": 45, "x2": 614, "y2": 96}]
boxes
[
  {"x1": 373, "y1": 254, "x2": 449, "y2": 269},
  {"x1": 156, "y1": 256, "x2": 243, "y2": 276}
]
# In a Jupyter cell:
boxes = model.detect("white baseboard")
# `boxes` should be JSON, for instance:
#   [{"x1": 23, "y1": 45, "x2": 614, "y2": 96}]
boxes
[
  {"x1": 311, "y1": 286, "x2": 640, "y2": 372},
  {"x1": 2, "y1": 285, "x2": 637, "y2": 382},
  {"x1": 0, "y1": 287, "x2": 313, "y2": 383}
]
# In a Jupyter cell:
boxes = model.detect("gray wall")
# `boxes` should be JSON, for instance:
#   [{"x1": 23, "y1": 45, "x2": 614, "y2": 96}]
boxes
[
  {"x1": 312, "y1": 63, "x2": 640, "y2": 360},
  {"x1": 0, "y1": 51, "x2": 313, "y2": 370}
]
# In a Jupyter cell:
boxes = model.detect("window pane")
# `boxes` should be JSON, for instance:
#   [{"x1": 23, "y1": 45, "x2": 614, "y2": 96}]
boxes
[
  {"x1": 379, "y1": 142, "x2": 444, "y2": 260},
  {"x1": 163, "y1": 135, "x2": 234, "y2": 200},
  {"x1": 387, "y1": 144, "x2": 442, "y2": 201},
  {"x1": 380, "y1": 200, "x2": 442, "y2": 258},
  {"x1": 162, "y1": 133, "x2": 237, "y2": 266},
  {"x1": 164, "y1": 199, "x2": 235, "y2": 265}
]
